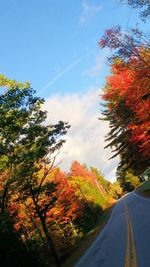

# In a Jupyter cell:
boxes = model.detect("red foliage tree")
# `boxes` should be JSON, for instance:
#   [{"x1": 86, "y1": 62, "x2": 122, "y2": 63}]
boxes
[
  {"x1": 99, "y1": 27, "x2": 150, "y2": 175},
  {"x1": 46, "y1": 169, "x2": 84, "y2": 225}
]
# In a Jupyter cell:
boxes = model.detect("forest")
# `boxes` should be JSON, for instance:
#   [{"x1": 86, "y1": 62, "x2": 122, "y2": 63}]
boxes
[{"x1": 0, "y1": 83, "x2": 122, "y2": 265}]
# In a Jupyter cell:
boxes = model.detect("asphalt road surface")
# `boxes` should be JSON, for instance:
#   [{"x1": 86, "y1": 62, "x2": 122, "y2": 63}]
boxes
[{"x1": 75, "y1": 192, "x2": 150, "y2": 267}]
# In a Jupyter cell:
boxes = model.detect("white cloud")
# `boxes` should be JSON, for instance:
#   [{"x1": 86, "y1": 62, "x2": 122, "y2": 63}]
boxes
[
  {"x1": 80, "y1": 0, "x2": 102, "y2": 25},
  {"x1": 44, "y1": 89, "x2": 119, "y2": 182}
]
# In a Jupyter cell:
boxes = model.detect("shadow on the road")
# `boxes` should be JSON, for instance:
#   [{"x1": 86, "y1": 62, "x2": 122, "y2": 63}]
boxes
[{"x1": 61, "y1": 203, "x2": 116, "y2": 267}]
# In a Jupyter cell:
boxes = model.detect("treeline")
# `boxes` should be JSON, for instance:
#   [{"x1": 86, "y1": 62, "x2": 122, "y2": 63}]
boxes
[
  {"x1": 0, "y1": 159, "x2": 121, "y2": 267},
  {"x1": 0, "y1": 75, "x2": 121, "y2": 267}
]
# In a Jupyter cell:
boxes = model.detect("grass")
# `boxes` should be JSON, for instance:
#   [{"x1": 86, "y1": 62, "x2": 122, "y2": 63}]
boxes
[
  {"x1": 136, "y1": 181, "x2": 150, "y2": 198},
  {"x1": 61, "y1": 203, "x2": 115, "y2": 267}
]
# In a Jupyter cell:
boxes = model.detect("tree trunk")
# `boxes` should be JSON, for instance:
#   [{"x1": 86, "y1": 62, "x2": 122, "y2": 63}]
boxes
[
  {"x1": 31, "y1": 194, "x2": 59, "y2": 266},
  {"x1": 40, "y1": 216, "x2": 59, "y2": 266},
  {"x1": 1, "y1": 183, "x2": 8, "y2": 213},
  {"x1": 30, "y1": 184, "x2": 59, "y2": 266},
  {"x1": 27, "y1": 205, "x2": 47, "y2": 247}
]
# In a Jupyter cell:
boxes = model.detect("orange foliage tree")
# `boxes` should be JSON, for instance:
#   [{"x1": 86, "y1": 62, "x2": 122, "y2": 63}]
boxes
[{"x1": 99, "y1": 27, "x2": 150, "y2": 175}]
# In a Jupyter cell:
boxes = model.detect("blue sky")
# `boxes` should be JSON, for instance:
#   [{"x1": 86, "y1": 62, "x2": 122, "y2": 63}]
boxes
[
  {"x1": 1, "y1": 0, "x2": 148, "y2": 96},
  {"x1": 0, "y1": 0, "x2": 149, "y2": 180}
]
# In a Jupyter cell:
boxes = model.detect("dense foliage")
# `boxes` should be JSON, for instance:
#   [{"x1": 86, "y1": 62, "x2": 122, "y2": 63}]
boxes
[
  {"x1": 0, "y1": 75, "x2": 120, "y2": 267},
  {"x1": 0, "y1": 75, "x2": 69, "y2": 266},
  {"x1": 99, "y1": 25, "x2": 150, "y2": 186}
]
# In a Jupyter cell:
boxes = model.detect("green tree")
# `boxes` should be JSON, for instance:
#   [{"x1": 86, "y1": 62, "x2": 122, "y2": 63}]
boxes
[
  {"x1": 117, "y1": 165, "x2": 141, "y2": 192},
  {"x1": 0, "y1": 74, "x2": 70, "y2": 265}
]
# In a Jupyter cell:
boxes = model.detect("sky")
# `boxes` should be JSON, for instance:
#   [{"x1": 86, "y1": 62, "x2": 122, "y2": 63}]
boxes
[{"x1": 0, "y1": 0, "x2": 149, "y2": 181}]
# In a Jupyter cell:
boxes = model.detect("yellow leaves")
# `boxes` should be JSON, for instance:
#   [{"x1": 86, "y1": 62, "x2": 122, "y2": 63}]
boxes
[{"x1": 0, "y1": 73, "x2": 30, "y2": 90}]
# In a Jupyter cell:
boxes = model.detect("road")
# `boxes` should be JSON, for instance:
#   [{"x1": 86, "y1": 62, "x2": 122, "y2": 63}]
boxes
[{"x1": 75, "y1": 192, "x2": 150, "y2": 267}]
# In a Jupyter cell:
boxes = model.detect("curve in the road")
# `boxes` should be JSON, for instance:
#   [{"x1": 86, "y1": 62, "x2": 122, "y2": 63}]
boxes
[{"x1": 75, "y1": 192, "x2": 150, "y2": 267}]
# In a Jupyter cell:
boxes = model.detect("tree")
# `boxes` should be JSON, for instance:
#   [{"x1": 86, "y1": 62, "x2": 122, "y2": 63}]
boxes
[
  {"x1": 112, "y1": 181, "x2": 123, "y2": 198},
  {"x1": 99, "y1": 27, "x2": 150, "y2": 177},
  {"x1": 0, "y1": 74, "x2": 70, "y2": 265},
  {"x1": 116, "y1": 164, "x2": 141, "y2": 192},
  {"x1": 70, "y1": 161, "x2": 108, "y2": 209},
  {"x1": 99, "y1": 26, "x2": 150, "y2": 64},
  {"x1": 46, "y1": 168, "x2": 85, "y2": 242},
  {"x1": 120, "y1": 0, "x2": 150, "y2": 20}
]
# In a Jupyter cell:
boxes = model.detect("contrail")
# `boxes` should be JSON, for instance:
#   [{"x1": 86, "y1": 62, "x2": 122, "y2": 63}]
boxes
[{"x1": 39, "y1": 57, "x2": 84, "y2": 94}]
